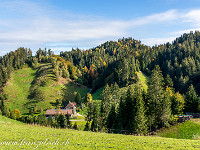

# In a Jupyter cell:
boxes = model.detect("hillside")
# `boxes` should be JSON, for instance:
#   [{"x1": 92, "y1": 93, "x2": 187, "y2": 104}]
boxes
[
  {"x1": 92, "y1": 71, "x2": 148, "y2": 101},
  {"x1": 157, "y1": 119, "x2": 200, "y2": 140},
  {"x1": 3, "y1": 63, "x2": 89, "y2": 114},
  {"x1": 0, "y1": 115, "x2": 24, "y2": 125},
  {"x1": 1, "y1": 115, "x2": 200, "y2": 150}
]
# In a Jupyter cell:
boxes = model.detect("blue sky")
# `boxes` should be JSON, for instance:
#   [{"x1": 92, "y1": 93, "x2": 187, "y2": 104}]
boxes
[{"x1": 0, "y1": 0, "x2": 200, "y2": 56}]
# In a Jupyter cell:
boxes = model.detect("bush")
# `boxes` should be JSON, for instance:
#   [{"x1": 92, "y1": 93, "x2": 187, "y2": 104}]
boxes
[{"x1": 73, "y1": 122, "x2": 78, "y2": 130}]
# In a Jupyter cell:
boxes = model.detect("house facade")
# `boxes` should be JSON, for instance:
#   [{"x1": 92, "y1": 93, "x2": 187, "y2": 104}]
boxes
[
  {"x1": 45, "y1": 101, "x2": 77, "y2": 118},
  {"x1": 45, "y1": 109, "x2": 73, "y2": 118}
]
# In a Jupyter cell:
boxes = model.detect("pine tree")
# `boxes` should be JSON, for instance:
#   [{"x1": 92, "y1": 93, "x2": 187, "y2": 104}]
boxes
[{"x1": 147, "y1": 65, "x2": 164, "y2": 130}]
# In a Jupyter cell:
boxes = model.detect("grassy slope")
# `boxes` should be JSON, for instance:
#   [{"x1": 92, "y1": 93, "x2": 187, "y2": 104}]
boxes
[
  {"x1": 91, "y1": 71, "x2": 148, "y2": 102},
  {"x1": 4, "y1": 64, "x2": 89, "y2": 114},
  {"x1": 157, "y1": 119, "x2": 200, "y2": 140},
  {"x1": 4, "y1": 67, "x2": 36, "y2": 114},
  {"x1": 0, "y1": 116, "x2": 200, "y2": 150},
  {"x1": 0, "y1": 115, "x2": 24, "y2": 125},
  {"x1": 92, "y1": 86, "x2": 104, "y2": 100}
]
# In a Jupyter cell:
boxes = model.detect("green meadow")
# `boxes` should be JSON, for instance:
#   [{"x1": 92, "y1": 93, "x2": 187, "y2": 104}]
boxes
[{"x1": 1, "y1": 115, "x2": 200, "y2": 150}]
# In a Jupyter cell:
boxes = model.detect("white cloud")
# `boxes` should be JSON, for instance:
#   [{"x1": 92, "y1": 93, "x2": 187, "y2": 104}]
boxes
[
  {"x1": 183, "y1": 9, "x2": 200, "y2": 27},
  {"x1": 0, "y1": 0, "x2": 200, "y2": 56},
  {"x1": 142, "y1": 37, "x2": 177, "y2": 46},
  {"x1": 128, "y1": 10, "x2": 178, "y2": 27}
]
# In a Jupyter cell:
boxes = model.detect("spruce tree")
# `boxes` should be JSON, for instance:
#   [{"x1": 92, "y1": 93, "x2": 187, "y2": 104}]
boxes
[
  {"x1": 86, "y1": 102, "x2": 92, "y2": 121},
  {"x1": 57, "y1": 114, "x2": 66, "y2": 128},
  {"x1": 66, "y1": 113, "x2": 71, "y2": 128},
  {"x1": 84, "y1": 121, "x2": 90, "y2": 131},
  {"x1": 113, "y1": 96, "x2": 125, "y2": 133},
  {"x1": 74, "y1": 92, "x2": 81, "y2": 105},
  {"x1": 0, "y1": 99, "x2": 4, "y2": 113},
  {"x1": 164, "y1": 74, "x2": 173, "y2": 88},
  {"x1": 161, "y1": 87, "x2": 172, "y2": 127},
  {"x1": 134, "y1": 84, "x2": 148, "y2": 134},
  {"x1": 106, "y1": 104, "x2": 116, "y2": 133},
  {"x1": 124, "y1": 87, "x2": 135, "y2": 133},
  {"x1": 91, "y1": 103, "x2": 98, "y2": 132},
  {"x1": 147, "y1": 65, "x2": 164, "y2": 130},
  {"x1": 0, "y1": 99, "x2": 6, "y2": 116},
  {"x1": 100, "y1": 84, "x2": 112, "y2": 118},
  {"x1": 112, "y1": 82, "x2": 120, "y2": 107},
  {"x1": 185, "y1": 84, "x2": 199, "y2": 112}
]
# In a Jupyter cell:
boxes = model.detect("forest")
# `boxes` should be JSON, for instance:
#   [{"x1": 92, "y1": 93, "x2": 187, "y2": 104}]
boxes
[{"x1": 0, "y1": 31, "x2": 200, "y2": 134}]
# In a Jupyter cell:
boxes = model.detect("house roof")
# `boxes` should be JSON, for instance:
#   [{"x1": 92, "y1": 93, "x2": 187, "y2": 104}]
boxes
[
  {"x1": 45, "y1": 109, "x2": 73, "y2": 116},
  {"x1": 65, "y1": 101, "x2": 76, "y2": 108}
]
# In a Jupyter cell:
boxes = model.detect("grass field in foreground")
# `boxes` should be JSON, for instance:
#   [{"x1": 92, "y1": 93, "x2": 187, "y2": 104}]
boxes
[{"x1": 1, "y1": 115, "x2": 200, "y2": 150}]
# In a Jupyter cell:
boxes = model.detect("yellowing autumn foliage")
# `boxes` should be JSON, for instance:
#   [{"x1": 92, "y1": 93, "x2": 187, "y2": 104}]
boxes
[
  {"x1": 103, "y1": 61, "x2": 107, "y2": 66},
  {"x1": 135, "y1": 51, "x2": 139, "y2": 57},
  {"x1": 166, "y1": 86, "x2": 173, "y2": 97},
  {"x1": 173, "y1": 92, "x2": 185, "y2": 115},
  {"x1": 82, "y1": 66, "x2": 88, "y2": 73},
  {"x1": 12, "y1": 109, "x2": 21, "y2": 118}
]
